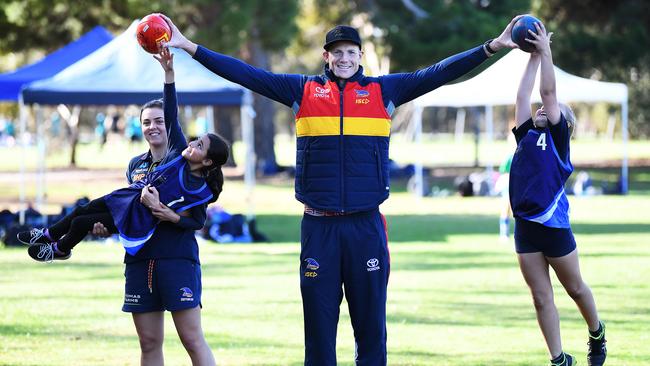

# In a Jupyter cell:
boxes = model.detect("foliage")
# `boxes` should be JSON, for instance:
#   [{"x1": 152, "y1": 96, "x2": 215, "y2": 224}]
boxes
[
  {"x1": 364, "y1": 0, "x2": 530, "y2": 72},
  {"x1": 533, "y1": 0, "x2": 650, "y2": 137},
  {"x1": 0, "y1": 0, "x2": 134, "y2": 53}
]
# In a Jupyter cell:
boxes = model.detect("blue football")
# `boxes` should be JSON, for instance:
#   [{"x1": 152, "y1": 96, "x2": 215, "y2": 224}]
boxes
[{"x1": 511, "y1": 15, "x2": 543, "y2": 53}]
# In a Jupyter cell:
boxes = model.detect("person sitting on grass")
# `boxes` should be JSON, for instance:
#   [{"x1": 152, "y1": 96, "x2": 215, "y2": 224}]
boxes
[{"x1": 18, "y1": 46, "x2": 229, "y2": 262}]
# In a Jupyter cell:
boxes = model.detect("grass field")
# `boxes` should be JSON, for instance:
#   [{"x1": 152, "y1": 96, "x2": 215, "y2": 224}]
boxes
[{"x1": 1, "y1": 186, "x2": 649, "y2": 365}]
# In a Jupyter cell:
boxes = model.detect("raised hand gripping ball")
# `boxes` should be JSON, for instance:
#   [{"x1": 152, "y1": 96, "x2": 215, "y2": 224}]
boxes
[
  {"x1": 136, "y1": 13, "x2": 172, "y2": 54},
  {"x1": 511, "y1": 15, "x2": 543, "y2": 53}
]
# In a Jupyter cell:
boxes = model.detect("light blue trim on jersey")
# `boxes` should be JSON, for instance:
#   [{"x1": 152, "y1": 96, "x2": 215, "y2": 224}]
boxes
[
  {"x1": 178, "y1": 163, "x2": 208, "y2": 194},
  {"x1": 523, "y1": 187, "x2": 570, "y2": 228},
  {"x1": 120, "y1": 227, "x2": 157, "y2": 256}
]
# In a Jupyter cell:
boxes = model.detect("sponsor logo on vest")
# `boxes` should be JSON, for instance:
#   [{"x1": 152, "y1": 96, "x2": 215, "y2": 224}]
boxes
[
  {"x1": 304, "y1": 271, "x2": 318, "y2": 277},
  {"x1": 314, "y1": 86, "x2": 331, "y2": 98},
  {"x1": 354, "y1": 89, "x2": 369, "y2": 97},
  {"x1": 355, "y1": 89, "x2": 370, "y2": 104},
  {"x1": 366, "y1": 258, "x2": 380, "y2": 272}
]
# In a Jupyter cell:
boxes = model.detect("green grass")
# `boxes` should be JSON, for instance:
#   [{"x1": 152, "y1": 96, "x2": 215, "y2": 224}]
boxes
[{"x1": 1, "y1": 191, "x2": 649, "y2": 365}]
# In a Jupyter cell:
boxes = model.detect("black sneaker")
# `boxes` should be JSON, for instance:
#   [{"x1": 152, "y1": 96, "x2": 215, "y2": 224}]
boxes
[
  {"x1": 588, "y1": 322, "x2": 607, "y2": 366},
  {"x1": 551, "y1": 353, "x2": 576, "y2": 366},
  {"x1": 17, "y1": 228, "x2": 51, "y2": 245},
  {"x1": 28, "y1": 243, "x2": 71, "y2": 262}
]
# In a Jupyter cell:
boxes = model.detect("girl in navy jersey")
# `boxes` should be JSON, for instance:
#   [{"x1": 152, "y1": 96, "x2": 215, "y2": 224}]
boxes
[
  {"x1": 18, "y1": 47, "x2": 229, "y2": 262},
  {"x1": 510, "y1": 21, "x2": 606, "y2": 366}
]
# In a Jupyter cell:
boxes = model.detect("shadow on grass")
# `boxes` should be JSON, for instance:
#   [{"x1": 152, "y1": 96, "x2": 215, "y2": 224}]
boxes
[{"x1": 254, "y1": 213, "x2": 650, "y2": 243}]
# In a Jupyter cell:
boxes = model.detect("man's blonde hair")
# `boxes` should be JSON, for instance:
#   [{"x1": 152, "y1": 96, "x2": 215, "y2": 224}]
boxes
[{"x1": 559, "y1": 103, "x2": 576, "y2": 137}]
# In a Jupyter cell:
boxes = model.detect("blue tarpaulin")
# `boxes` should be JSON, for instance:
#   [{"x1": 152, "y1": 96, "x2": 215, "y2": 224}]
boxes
[
  {"x1": 22, "y1": 21, "x2": 246, "y2": 106},
  {"x1": 0, "y1": 26, "x2": 113, "y2": 101}
]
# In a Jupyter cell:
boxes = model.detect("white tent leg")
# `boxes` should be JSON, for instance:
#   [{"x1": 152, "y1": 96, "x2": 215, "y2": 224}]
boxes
[
  {"x1": 621, "y1": 100, "x2": 628, "y2": 194},
  {"x1": 240, "y1": 90, "x2": 257, "y2": 219},
  {"x1": 18, "y1": 95, "x2": 28, "y2": 225},
  {"x1": 413, "y1": 106, "x2": 424, "y2": 197},
  {"x1": 454, "y1": 108, "x2": 466, "y2": 143},
  {"x1": 485, "y1": 105, "x2": 494, "y2": 173},
  {"x1": 35, "y1": 104, "x2": 46, "y2": 221},
  {"x1": 205, "y1": 106, "x2": 215, "y2": 134}
]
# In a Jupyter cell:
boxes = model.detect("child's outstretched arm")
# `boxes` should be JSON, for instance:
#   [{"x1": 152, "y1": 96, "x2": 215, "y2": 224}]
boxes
[
  {"x1": 515, "y1": 51, "x2": 540, "y2": 128},
  {"x1": 153, "y1": 46, "x2": 187, "y2": 152},
  {"x1": 527, "y1": 22, "x2": 561, "y2": 125},
  {"x1": 154, "y1": 45, "x2": 175, "y2": 84}
]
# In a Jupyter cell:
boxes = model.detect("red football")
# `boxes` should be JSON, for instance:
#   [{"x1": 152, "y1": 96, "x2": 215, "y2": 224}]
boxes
[{"x1": 136, "y1": 13, "x2": 172, "y2": 54}]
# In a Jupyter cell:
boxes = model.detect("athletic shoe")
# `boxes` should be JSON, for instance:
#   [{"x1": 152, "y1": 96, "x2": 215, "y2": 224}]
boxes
[
  {"x1": 17, "y1": 228, "x2": 51, "y2": 245},
  {"x1": 550, "y1": 353, "x2": 576, "y2": 366},
  {"x1": 27, "y1": 243, "x2": 71, "y2": 262},
  {"x1": 588, "y1": 322, "x2": 607, "y2": 366}
]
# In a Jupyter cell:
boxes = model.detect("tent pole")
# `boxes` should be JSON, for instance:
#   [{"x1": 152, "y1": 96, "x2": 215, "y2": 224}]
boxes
[
  {"x1": 454, "y1": 108, "x2": 466, "y2": 143},
  {"x1": 205, "y1": 106, "x2": 215, "y2": 134},
  {"x1": 413, "y1": 105, "x2": 424, "y2": 197},
  {"x1": 241, "y1": 90, "x2": 257, "y2": 219},
  {"x1": 485, "y1": 105, "x2": 494, "y2": 174},
  {"x1": 621, "y1": 99, "x2": 629, "y2": 194},
  {"x1": 18, "y1": 95, "x2": 28, "y2": 225},
  {"x1": 35, "y1": 104, "x2": 46, "y2": 219}
]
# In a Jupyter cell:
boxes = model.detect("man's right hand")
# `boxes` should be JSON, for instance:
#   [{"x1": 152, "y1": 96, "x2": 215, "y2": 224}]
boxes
[
  {"x1": 159, "y1": 14, "x2": 198, "y2": 55},
  {"x1": 491, "y1": 14, "x2": 525, "y2": 52},
  {"x1": 91, "y1": 222, "x2": 111, "y2": 238}
]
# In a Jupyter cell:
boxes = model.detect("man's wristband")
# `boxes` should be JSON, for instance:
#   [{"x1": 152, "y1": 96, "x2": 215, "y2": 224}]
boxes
[{"x1": 484, "y1": 39, "x2": 496, "y2": 56}]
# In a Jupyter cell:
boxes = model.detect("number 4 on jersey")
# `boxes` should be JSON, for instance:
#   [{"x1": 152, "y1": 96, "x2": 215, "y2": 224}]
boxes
[{"x1": 536, "y1": 133, "x2": 547, "y2": 151}]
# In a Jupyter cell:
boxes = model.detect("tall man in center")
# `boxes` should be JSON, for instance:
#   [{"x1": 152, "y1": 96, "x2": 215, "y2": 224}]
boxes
[{"x1": 163, "y1": 14, "x2": 523, "y2": 365}]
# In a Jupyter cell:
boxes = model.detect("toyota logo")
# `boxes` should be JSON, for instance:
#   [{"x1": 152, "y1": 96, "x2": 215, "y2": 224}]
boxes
[{"x1": 367, "y1": 258, "x2": 379, "y2": 268}]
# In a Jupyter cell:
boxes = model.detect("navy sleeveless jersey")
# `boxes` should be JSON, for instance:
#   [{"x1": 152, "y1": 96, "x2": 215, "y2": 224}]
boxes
[
  {"x1": 105, "y1": 155, "x2": 213, "y2": 255},
  {"x1": 509, "y1": 114, "x2": 573, "y2": 228}
]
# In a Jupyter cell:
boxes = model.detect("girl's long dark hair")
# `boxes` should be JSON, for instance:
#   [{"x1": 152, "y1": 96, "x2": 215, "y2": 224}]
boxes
[{"x1": 203, "y1": 133, "x2": 230, "y2": 203}]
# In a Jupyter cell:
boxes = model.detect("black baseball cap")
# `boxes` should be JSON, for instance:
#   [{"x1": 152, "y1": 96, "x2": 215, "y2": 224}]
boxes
[{"x1": 324, "y1": 25, "x2": 362, "y2": 50}]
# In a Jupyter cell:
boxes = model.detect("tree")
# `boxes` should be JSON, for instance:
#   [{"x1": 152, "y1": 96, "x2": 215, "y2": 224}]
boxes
[
  {"x1": 534, "y1": 0, "x2": 650, "y2": 137},
  {"x1": 175, "y1": 0, "x2": 299, "y2": 172},
  {"x1": 0, "y1": 0, "x2": 134, "y2": 54}
]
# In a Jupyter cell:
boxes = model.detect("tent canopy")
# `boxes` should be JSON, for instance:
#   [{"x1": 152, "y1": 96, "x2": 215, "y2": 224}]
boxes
[
  {"x1": 414, "y1": 50, "x2": 628, "y2": 107},
  {"x1": 408, "y1": 49, "x2": 630, "y2": 195},
  {"x1": 0, "y1": 26, "x2": 113, "y2": 102},
  {"x1": 23, "y1": 21, "x2": 246, "y2": 106}
]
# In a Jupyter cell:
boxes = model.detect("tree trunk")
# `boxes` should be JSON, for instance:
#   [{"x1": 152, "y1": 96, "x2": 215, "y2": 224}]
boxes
[
  {"x1": 214, "y1": 106, "x2": 237, "y2": 167},
  {"x1": 69, "y1": 127, "x2": 79, "y2": 167},
  {"x1": 247, "y1": 28, "x2": 278, "y2": 174},
  {"x1": 57, "y1": 104, "x2": 81, "y2": 167}
]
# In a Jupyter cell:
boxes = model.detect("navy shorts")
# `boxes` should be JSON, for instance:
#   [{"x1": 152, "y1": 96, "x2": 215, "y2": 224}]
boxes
[
  {"x1": 514, "y1": 218, "x2": 576, "y2": 257},
  {"x1": 122, "y1": 258, "x2": 202, "y2": 313}
]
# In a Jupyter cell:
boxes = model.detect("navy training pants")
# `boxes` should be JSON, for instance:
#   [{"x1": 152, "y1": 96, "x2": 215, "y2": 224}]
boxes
[{"x1": 300, "y1": 209, "x2": 390, "y2": 366}]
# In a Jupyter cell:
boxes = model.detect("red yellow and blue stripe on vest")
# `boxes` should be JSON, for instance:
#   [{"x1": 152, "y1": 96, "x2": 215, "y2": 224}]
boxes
[{"x1": 296, "y1": 80, "x2": 391, "y2": 137}]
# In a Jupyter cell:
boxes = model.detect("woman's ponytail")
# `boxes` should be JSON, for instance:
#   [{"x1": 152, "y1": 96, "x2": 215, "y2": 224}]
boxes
[{"x1": 203, "y1": 134, "x2": 230, "y2": 203}]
